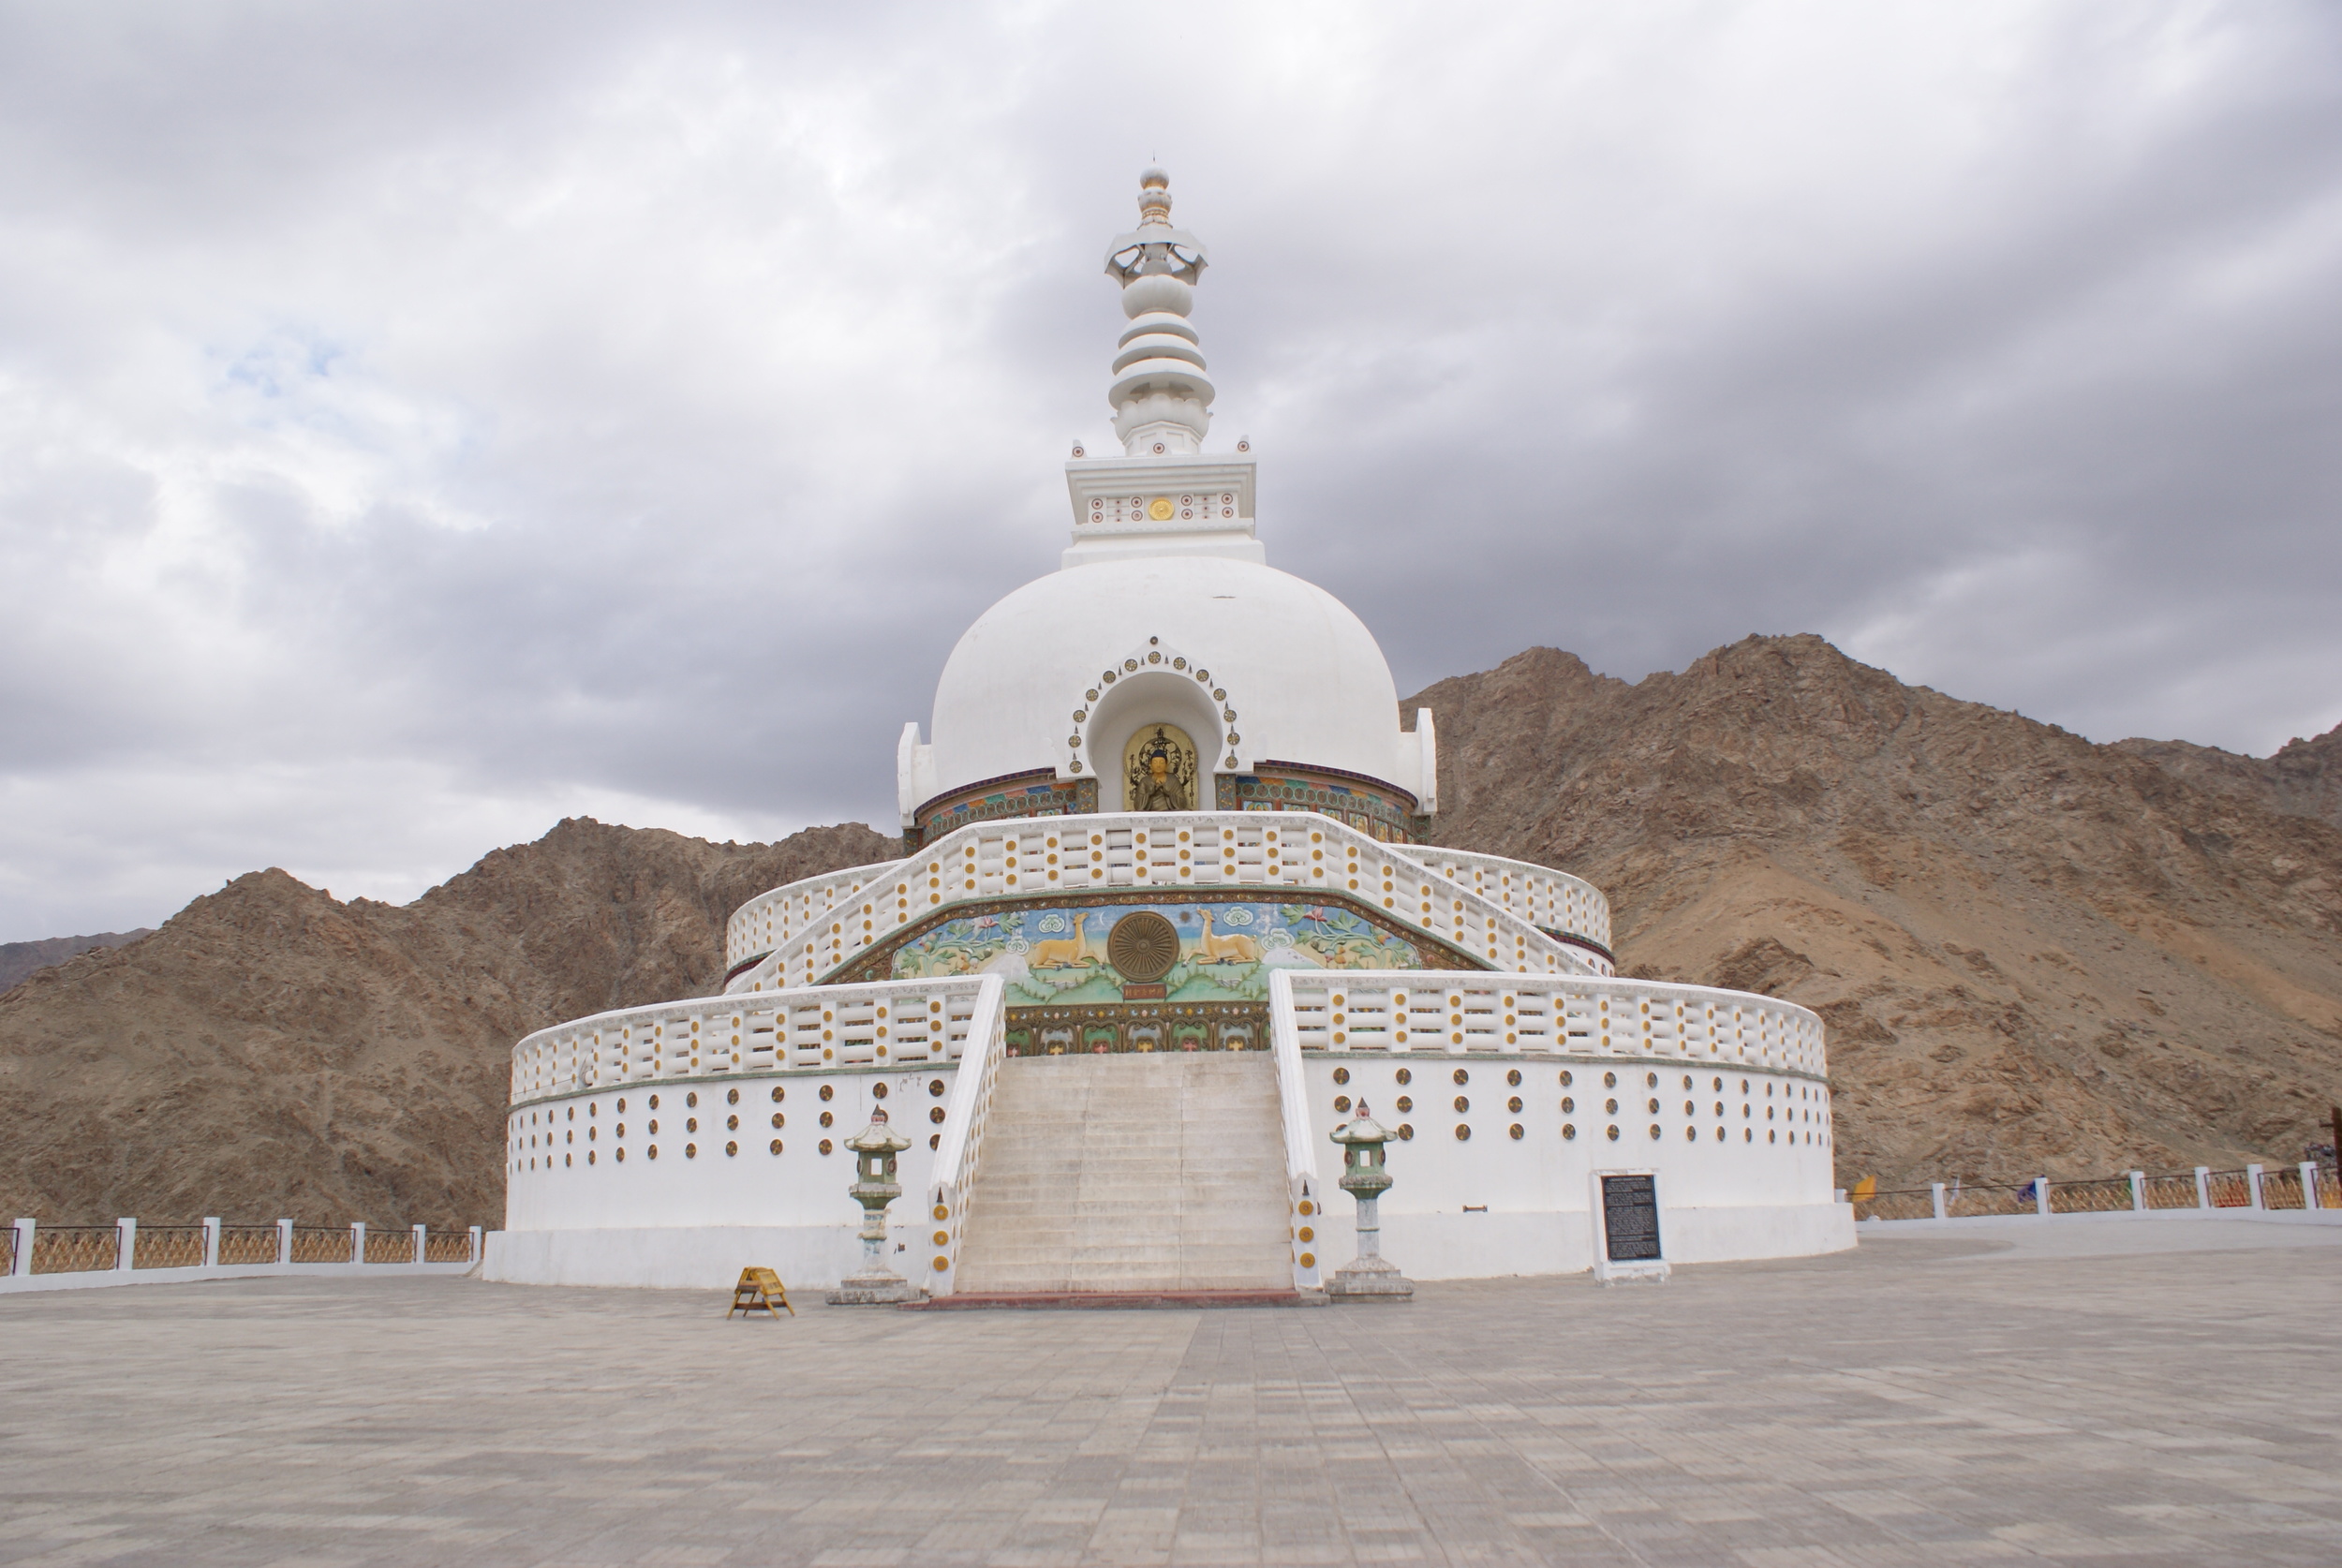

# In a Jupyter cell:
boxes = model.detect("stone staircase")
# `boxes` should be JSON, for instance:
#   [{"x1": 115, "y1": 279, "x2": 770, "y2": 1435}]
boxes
[{"x1": 951, "y1": 1052, "x2": 1293, "y2": 1295}]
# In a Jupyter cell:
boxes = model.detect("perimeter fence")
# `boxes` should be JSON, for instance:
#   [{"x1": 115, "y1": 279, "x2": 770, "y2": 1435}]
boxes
[
  {"x1": 1853, "y1": 1161, "x2": 2337, "y2": 1223},
  {"x1": 5, "y1": 1217, "x2": 482, "y2": 1289}
]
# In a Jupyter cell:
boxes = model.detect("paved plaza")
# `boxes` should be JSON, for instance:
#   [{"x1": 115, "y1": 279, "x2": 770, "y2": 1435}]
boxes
[{"x1": 2, "y1": 1220, "x2": 2338, "y2": 1566}]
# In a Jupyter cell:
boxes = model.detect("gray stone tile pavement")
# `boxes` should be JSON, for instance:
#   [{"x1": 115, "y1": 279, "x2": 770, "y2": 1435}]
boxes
[{"x1": 0, "y1": 1220, "x2": 2336, "y2": 1565}]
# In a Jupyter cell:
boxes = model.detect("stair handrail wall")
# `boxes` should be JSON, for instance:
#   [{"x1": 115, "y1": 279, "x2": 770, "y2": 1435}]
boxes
[
  {"x1": 724, "y1": 810, "x2": 1602, "y2": 996},
  {"x1": 924, "y1": 974, "x2": 1009, "y2": 1298},
  {"x1": 1267, "y1": 968, "x2": 1325, "y2": 1292}
]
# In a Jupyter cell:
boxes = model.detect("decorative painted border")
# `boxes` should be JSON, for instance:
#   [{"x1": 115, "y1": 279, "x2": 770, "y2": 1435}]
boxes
[
  {"x1": 910, "y1": 771, "x2": 1099, "y2": 849},
  {"x1": 1003, "y1": 1000, "x2": 1267, "y2": 1056},
  {"x1": 1216, "y1": 764, "x2": 1422, "y2": 844}
]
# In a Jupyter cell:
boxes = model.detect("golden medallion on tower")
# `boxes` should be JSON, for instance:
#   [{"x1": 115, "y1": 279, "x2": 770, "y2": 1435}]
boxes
[{"x1": 1146, "y1": 496, "x2": 1176, "y2": 522}]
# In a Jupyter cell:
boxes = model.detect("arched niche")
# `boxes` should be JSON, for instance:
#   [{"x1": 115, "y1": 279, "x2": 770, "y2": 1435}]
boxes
[{"x1": 1084, "y1": 666, "x2": 1225, "y2": 805}]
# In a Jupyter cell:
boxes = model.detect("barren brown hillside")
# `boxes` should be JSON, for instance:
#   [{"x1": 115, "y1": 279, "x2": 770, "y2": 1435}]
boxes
[
  {"x1": 4, "y1": 635, "x2": 2335, "y2": 1221},
  {"x1": 0, "y1": 819, "x2": 894, "y2": 1225},
  {"x1": 2112, "y1": 727, "x2": 2342, "y2": 831},
  {"x1": 1408, "y1": 634, "x2": 2342, "y2": 1189},
  {"x1": 0, "y1": 930, "x2": 151, "y2": 993}
]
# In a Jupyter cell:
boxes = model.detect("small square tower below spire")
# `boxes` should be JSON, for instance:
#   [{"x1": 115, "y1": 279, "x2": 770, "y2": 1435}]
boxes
[{"x1": 1062, "y1": 453, "x2": 1262, "y2": 569}]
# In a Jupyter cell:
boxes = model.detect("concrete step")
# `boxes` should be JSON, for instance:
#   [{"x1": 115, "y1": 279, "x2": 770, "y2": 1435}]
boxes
[{"x1": 954, "y1": 1053, "x2": 1292, "y2": 1295}]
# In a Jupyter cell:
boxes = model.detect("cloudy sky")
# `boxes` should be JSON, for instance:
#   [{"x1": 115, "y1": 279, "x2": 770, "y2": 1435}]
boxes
[{"x1": 3, "y1": 2, "x2": 2337, "y2": 941}]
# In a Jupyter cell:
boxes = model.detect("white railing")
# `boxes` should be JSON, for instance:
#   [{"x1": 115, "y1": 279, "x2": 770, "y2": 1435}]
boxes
[
  {"x1": 1406, "y1": 848, "x2": 1612, "y2": 969},
  {"x1": 3, "y1": 1217, "x2": 480, "y2": 1293},
  {"x1": 1276, "y1": 970, "x2": 1828, "y2": 1078},
  {"x1": 726, "y1": 811, "x2": 1603, "y2": 995},
  {"x1": 508, "y1": 976, "x2": 997, "y2": 1106},
  {"x1": 725, "y1": 858, "x2": 904, "y2": 973},
  {"x1": 1855, "y1": 1162, "x2": 2337, "y2": 1221},
  {"x1": 923, "y1": 976, "x2": 1010, "y2": 1297},
  {"x1": 1267, "y1": 969, "x2": 1325, "y2": 1291}
]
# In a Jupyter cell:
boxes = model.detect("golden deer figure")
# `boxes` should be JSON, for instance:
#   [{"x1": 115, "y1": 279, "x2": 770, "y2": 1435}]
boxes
[
  {"x1": 1027, "y1": 911, "x2": 1097, "y2": 970},
  {"x1": 1193, "y1": 909, "x2": 1260, "y2": 966}
]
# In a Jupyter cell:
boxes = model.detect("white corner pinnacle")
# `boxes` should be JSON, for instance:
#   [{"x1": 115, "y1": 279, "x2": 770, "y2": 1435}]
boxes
[
  {"x1": 1411, "y1": 708, "x2": 1438, "y2": 814},
  {"x1": 897, "y1": 720, "x2": 934, "y2": 830},
  {"x1": 1063, "y1": 169, "x2": 1262, "y2": 570}
]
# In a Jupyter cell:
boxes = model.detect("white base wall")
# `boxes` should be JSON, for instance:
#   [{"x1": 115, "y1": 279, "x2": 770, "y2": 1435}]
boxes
[
  {"x1": 485, "y1": 1221, "x2": 909, "y2": 1291},
  {"x1": 487, "y1": 1201, "x2": 1853, "y2": 1291},
  {"x1": 1364, "y1": 1200, "x2": 1854, "y2": 1280}
]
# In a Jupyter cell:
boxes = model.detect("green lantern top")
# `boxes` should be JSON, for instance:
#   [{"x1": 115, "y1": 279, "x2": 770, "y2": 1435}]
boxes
[
  {"x1": 1329, "y1": 1104, "x2": 1392, "y2": 1149},
  {"x1": 844, "y1": 1108, "x2": 912, "y2": 1158}
]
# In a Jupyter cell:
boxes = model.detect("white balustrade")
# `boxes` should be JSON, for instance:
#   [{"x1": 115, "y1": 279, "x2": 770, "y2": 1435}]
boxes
[
  {"x1": 724, "y1": 811, "x2": 1607, "y2": 996},
  {"x1": 724, "y1": 859, "x2": 902, "y2": 973},
  {"x1": 924, "y1": 976, "x2": 1010, "y2": 1296},
  {"x1": 1403, "y1": 848, "x2": 1612, "y2": 968},
  {"x1": 1275, "y1": 970, "x2": 1828, "y2": 1079},
  {"x1": 507, "y1": 977, "x2": 999, "y2": 1107}
]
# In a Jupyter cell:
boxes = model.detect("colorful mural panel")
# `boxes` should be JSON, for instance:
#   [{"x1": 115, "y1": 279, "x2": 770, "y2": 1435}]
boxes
[{"x1": 881, "y1": 898, "x2": 1443, "y2": 1009}]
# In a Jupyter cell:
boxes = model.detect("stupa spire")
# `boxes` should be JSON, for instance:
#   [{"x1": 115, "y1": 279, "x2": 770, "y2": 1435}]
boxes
[{"x1": 1103, "y1": 167, "x2": 1215, "y2": 455}]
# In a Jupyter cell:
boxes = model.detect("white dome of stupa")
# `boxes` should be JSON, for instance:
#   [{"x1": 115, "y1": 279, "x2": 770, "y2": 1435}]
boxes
[
  {"x1": 919, "y1": 555, "x2": 1416, "y2": 809},
  {"x1": 895, "y1": 170, "x2": 1435, "y2": 837}
]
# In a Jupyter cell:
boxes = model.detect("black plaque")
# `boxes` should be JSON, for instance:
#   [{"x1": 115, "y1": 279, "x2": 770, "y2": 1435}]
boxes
[{"x1": 1601, "y1": 1174, "x2": 1662, "y2": 1262}]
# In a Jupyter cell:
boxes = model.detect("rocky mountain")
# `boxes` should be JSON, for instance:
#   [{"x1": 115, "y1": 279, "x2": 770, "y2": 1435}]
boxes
[
  {"x1": 0, "y1": 931, "x2": 152, "y2": 994},
  {"x1": 0, "y1": 820, "x2": 894, "y2": 1226},
  {"x1": 1407, "y1": 635, "x2": 2342, "y2": 1190},
  {"x1": 2111, "y1": 728, "x2": 2342, "y2": 832},
  {"x1": 3, "y1": 633, "x2": 2333, "y2": 1223}
]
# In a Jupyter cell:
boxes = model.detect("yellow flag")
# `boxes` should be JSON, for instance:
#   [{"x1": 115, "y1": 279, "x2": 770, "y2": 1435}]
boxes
[{"x1": 1849, "y1": 1176, "x2": 1876, "y2": 1201}]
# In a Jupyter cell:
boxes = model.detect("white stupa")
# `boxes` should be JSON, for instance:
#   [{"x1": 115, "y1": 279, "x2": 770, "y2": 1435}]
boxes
[{"x1": 488, "y1": 171, "x2": 1852, "y2": 1294}]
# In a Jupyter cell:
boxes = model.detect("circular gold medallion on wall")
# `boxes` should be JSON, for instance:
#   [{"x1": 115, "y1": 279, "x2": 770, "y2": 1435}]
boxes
[{"x1": 1107, "y1": 910, "x2": 1180, "y2": 983}]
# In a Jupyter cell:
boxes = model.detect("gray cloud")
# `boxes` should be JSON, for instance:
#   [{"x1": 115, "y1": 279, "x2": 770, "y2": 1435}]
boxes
[{"x1": 1, "y1": 2, "x2": 2336, "y2": 939}]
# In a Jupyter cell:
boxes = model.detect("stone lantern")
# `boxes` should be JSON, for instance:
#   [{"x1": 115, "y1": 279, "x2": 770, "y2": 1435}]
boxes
[
  {"x1": 825, "y1": 1107, "x2": 921, "y2": 1305},
  {"x1": 1326, "y1": 1102, "x2": 1412, "y2": 1300}
]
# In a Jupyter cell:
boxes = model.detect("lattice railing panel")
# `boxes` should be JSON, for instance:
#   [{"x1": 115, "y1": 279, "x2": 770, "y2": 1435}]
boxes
[
  {"x1": 133, "y1": 1226, "x2": 206, "y2": 1268},
  {"x1": 2048, "y1": 1178, "x2": 2134, "y2": 1214},
  {"x1": 363, "y1": 1230, "x2": 417, "y2": 1264},
  {"x1": 218, "y1": 1227, "x2": 280, "y2": 1265},
  {"x1": 422, "y1": 1231, "x2": 473, "y2": 1263},
  {"x1": 2259, "y1": 1170, "x2": 2306, "y2": 1210},
  {"x1": 31, "y1": 1227, "x2": 118, "y2": 1273},
  {"x1": 289, "y1": 1228, "x2": 353, "y2": 1265},
  {"x1": 2205, "y1": 1169, "x2": 2253, "y2": 1208},
  {"x1": 2142, "y1": 1176, "x2": 2198, "y2": 1209}
]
